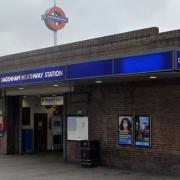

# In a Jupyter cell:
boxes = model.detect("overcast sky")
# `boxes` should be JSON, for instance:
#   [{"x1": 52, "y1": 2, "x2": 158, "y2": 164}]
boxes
[{"x1": 0, "y1": 0, "x2": 180, "y2": 56}]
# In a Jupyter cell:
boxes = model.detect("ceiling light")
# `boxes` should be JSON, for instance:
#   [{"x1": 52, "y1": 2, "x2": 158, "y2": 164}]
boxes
[
  {"x1": 53, "y1": 84, "x2": 59, "y2": 87},
  {"x1": 19, "y1": 87, "x2": 24, "y2": 90},
  {"x1": 149, "y1": 76, "x2": 158, "y2": 79},
  {"x1": 96, "y1": 80, "x2": 103, "y2": 84}
]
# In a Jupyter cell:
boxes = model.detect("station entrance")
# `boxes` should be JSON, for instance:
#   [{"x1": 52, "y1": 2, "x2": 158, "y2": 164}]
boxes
[
  {"x1": 5, "y1": 82, "x2": 72, "y2": 158},
  {"x1": 21, "y1": 96, "x2": 64, "y2": 154}
]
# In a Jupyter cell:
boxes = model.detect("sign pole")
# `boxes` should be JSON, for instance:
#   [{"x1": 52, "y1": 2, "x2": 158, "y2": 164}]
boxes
[
  {"x1": 54, "y1": 0, "x2": 57, "y2": 46},
  {"x1": 42, "y1": 1, "x2": 68, "y2": 47},
  {"x1": 54, "y1": 0, "x2": 56, "y2": 7},
  {"x1": 54, "y1": 31, "x2": 57, "y2": 46}
]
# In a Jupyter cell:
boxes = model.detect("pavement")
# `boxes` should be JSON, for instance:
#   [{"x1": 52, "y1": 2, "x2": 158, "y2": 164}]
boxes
[{"x1": 0, "y1": 153, "x2": 179, "y2": 180}]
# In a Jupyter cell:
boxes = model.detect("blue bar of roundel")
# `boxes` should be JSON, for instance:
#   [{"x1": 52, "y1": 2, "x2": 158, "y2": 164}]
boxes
[
  {"x1": 114, "y1": 52, "x2": 173, "y2": 74},
  {"x1": 66, "y1": 60, "x2": 113, "y2": 79}
]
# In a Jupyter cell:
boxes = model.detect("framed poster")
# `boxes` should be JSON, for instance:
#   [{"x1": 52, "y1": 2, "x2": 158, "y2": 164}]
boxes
[
  {"x1": 67, "y1": 116, "x2": 88, "y2": 141},
  {"x1": 135, "y1": 115, "x2": 151, "y2": 147},
  {"x1": 118, "y1": 115, "x2": 133, "y2": 145}
]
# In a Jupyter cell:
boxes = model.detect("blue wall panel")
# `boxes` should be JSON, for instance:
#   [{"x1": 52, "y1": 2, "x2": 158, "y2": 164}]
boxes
[
  {"x1": 66, "y1": 60, "x2": 113, "y2": 79},
  {"x1": 22, "y1": 129, "x2": 33, "y2": 154},
  {"x1": 114, "y1": 52, "x2": 173, "y2": 75}
]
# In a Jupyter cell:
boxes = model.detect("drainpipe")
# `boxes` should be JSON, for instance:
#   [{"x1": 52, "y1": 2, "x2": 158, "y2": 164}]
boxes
[
  {"x1": 63, "y1": 93, "x2": 67, "y2": 160},
  {"x1": 2, "y1": 89, "x2": 7, "y2": 154},
  {"x1": 18, "y1": 96, "x2": 23, "y2": 155}
]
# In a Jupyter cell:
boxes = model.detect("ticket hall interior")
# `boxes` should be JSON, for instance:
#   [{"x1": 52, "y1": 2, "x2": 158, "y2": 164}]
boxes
[{"x1": 3, "y1": 81, "x2": 73, "y2": 157}]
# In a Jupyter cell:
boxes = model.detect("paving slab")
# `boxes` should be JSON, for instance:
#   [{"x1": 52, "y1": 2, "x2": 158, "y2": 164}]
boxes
[{"x1": 0, "y1": 154, "x2": 179, "y2": 180}]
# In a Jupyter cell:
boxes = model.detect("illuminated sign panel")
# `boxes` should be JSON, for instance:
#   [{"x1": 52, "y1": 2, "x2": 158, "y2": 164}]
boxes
[
  {"x1": 0, "y1": 51, "x2": 175, "y2": 87},
  {"x1": 66, "y1": 60, "x2": 113, "y2": 80},
  {"x1": 0, "y1": 66, "x2": 65, "y2": 86},
  {"x1": 114, "y1": 52, "x2": 173, "y2": 75},
  {"x1": 41, "y1": 96, "x2": 64, "y2": 106}
]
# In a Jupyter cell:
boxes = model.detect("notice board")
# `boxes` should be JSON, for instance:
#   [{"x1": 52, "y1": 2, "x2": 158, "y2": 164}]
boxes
[{"x1": 67, "y1": 116, "x2": 88, "y2": 141}]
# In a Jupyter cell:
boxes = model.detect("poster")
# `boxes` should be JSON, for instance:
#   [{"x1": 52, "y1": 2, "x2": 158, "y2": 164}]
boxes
[
  {"x1": 67, "y1": 116, "x2": 88, "y2": 141},
  {"x1": 51, "y1": 116, "x2": 62, "y2": 135},
  {"x1": 135, "y1": 115, "x2": 151, "y2": 147},
  {"x1": 118, "y1": 116, "x2": 133, "y2": 145}
]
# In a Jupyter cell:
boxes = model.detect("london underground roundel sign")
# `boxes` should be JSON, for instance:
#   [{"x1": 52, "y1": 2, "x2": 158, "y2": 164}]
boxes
[{"x1": 42, "y1": 6, "x2": 68, "y2": 31}]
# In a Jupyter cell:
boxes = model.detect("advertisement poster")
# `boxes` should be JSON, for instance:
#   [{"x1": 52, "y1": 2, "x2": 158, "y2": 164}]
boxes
[
  {"x1": 135, "y1": 115, "x2": 151, "y2": 147},
  {"x1": 52, "y1": 116, "x2": 62, "y2": 136},
  {"x1": 118, "y1": 116, "x2": 133, "y2": 145}
]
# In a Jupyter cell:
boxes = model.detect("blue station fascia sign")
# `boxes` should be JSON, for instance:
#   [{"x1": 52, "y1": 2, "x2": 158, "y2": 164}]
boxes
[
  {"x1": 0, "y1": 51, "x2": 175, "y2": 87},
  {"x1": 114, "y1": 51, "x2": 173, "y2": 75},
  {"x1": 66, "y1": 59, "x2": 113, "y2": 80},
  {"x1": 0, "y1": 66, "x2": 65, "y2": 86}
]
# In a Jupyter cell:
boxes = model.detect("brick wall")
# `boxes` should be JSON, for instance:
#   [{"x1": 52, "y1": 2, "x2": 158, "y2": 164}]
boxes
[
  {"x1": 1, "y1": 26, "x2": 180, "y2": 172},
  {"x1": 66, "y1": 79, "x2": 180, "y2": 174},
  {"x1": 0, "y1": 27, "x2": 180, "y2": 74}
]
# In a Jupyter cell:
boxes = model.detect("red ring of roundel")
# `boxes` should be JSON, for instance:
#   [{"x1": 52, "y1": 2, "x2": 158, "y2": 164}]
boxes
[{"x1": 47, "y1": 7, "x2": 66, "y2": 31}]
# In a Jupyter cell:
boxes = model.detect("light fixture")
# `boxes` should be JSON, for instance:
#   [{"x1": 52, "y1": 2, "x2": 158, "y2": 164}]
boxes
[
  {"x1": 96, "y1": 80, "x2": 103, "y2": 84},
  {"x1": 53, "y1": 84, "x2": 59, "y2": 87},
  {"x1": 19, "y1": 87, "x2": 24, "y2": 90},
  {"x1": 149, "y1": 76, "x2": 158, "y2": 79}
]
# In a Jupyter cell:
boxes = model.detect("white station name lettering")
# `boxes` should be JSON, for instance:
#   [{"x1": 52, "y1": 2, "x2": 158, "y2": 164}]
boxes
[
  {"x1": 45, "y1": 70, "x2": 63, "y2": 78},
  {"x1": 1, "y1": 75, "x2": 21, "y2": 83},
  {"x1": 0, "y1": 69, "x2": 64, "y2": 83}
]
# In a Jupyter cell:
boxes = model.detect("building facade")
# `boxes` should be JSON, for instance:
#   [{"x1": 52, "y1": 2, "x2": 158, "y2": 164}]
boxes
[{"x1": 0, "y1": 27, "x2": 180, "y2": 174}]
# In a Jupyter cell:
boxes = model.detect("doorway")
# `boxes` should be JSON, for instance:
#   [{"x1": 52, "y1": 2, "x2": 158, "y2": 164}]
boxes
[
  {"x1": 34, "y1": 113, "x2": 47, "y2": 153},
  {"x1": 6, "y1": 96, "x2": 21, "y2": 154}
]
